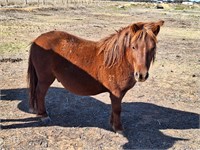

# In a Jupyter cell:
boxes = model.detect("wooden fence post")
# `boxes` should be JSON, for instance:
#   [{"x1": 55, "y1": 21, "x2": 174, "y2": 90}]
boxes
[
  {"x1": 5, "y1": 0, "x2": 8, "y2": 5},
  {"x1": 24, "y1": 0, "x2": 28, "y2": 5}
]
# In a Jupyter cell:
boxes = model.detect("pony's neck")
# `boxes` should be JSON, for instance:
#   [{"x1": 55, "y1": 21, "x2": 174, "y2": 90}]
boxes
[{"x1": 97, "y1": 25, "x2": 132, "y2": 67}]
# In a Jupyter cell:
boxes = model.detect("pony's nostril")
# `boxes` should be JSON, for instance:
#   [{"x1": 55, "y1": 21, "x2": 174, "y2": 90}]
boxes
[
  {"x1": 135, "y1": 72, "x2": 138, "y2": 77},
  {"x1": 139, "y1": 74, "x2": 143, "y2": 80}
]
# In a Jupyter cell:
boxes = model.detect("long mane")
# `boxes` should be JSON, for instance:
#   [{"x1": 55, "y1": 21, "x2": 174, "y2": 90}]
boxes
[{"x1": 97, "y1": 23, "x2": 157, "y2": 68}]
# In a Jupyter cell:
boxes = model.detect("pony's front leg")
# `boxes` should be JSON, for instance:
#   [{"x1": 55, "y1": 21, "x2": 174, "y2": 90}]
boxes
[{"x1": 110, "y1": 93, "x2": 124, "y2": 134}]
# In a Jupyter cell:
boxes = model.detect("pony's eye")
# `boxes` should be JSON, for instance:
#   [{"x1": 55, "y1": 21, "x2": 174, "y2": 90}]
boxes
[{"x1": 132, "y1": 46, "x2": 136, "y2": 50}]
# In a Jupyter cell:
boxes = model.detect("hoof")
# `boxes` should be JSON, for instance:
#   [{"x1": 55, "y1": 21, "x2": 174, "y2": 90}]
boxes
[
  {"x1": 29, "y1": 108, "x2": 37, "y2": 114},
  {"x1": 115, "y1": 130, "x2": 124, "y2": 135},
  {"x1": 40, "y1": 116, "x2": 52, "y2": 124},
  {"x1": 112, "y1": 125, "x2": 124, "y2": 135}
]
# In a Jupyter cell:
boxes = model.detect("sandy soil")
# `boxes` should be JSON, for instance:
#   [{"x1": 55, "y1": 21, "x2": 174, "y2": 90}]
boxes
[{"x1": 0, "y1": 2, "x2": 200, "y2": 150}]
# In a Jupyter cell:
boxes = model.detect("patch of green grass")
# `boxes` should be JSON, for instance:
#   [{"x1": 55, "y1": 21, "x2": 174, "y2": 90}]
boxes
[
  {"x1": 0, "y1": 42, "x2": 27, "y2": 55},
  {"x1": 173, "y1": 4, "x2": 199, "y2": 11},
  {"x1": 174, "y1": 5, "x2": 186, "y2": 10}
]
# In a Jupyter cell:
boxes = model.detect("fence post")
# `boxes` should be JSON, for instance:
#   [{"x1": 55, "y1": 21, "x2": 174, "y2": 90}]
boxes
[
  {"x1": 5, "y1": 0, "x2": 8, "y2": 5},
  {"x1": 24, "y1": 0, "x2": 28, "y2": 5}
]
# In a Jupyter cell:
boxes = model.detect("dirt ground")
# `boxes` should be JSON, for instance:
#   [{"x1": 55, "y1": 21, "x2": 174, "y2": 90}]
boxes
[{"x1": 0, "y1": 2, "x2": 200, "y2": 150}]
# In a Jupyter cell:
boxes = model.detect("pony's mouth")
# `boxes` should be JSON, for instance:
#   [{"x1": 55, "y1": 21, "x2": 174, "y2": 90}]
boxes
[
  {"x1": 134, "y1": 72, "x2": 149, "y2": 82},
  {"x1": 135, "y1": 78, "x2": 147, "y2": 82}
]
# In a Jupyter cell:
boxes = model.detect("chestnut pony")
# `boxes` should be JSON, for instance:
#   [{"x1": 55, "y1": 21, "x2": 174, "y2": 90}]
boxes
[{"x1": 28, "y1": 20, "x2": 164, "y2": 133}]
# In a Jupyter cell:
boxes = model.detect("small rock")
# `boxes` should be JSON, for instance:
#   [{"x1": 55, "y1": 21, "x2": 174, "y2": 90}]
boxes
[
  {"x1": 40, "y1": 140, "x2": 48, "y2": 148},
  {"x1": 118, "y1": 5, "x2": 125, "y2": 9},
  {"x1": 192, "y1": 74, "x2": 196, "y2": 77},
  {"x1": 156, "y1": 5, "x2": 164, "y2": 9},
  {"x1": 138, "y1": 95, "x2": 145, "y2": 98},
  {"x1": 176, "y1": 55, "x2": 181, "y2": 58}
]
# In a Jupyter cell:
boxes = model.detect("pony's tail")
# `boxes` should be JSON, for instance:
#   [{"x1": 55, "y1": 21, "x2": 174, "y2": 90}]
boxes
[{"x1": 27, "y1": 45, "x2": 38, "y2": 113}]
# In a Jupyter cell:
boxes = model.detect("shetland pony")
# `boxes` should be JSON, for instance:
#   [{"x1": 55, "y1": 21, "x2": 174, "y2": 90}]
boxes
[{"x1": 28, "y1": 20, "x2": 164, "y2": 133}]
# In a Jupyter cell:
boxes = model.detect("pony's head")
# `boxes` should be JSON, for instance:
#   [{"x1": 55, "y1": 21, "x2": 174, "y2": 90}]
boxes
[
  {"x1": 98, "y1": 20, "x2": 164, "y2": 82},
  {"x1": 128, "y1": 20, "x2": 164, "y2": 82}
]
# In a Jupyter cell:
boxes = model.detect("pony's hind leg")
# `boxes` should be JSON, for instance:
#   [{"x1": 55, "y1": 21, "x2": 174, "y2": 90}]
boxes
[
  {"x1": 36, "y1": 76, "x2": 55, "y2": 120},
  {"x1": 28, "y1": 42, "x2": 55, "y2": 122}
]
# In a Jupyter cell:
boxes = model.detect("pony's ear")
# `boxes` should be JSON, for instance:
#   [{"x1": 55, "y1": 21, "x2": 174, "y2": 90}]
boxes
[
  {"x1": 152, "y1": 20, "x2": 164, "y2": 36},
  {"x1": 156, "y1": 20, "x2": 165, "y2": 26},
  {"x1": 131, "y1": 22, "x2": 145, "y2": 33}
]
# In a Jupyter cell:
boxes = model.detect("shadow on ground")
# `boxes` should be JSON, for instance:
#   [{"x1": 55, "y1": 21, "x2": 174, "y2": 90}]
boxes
[{"x1": 1, "y1": 87, "x2": 199, "y2": 149}]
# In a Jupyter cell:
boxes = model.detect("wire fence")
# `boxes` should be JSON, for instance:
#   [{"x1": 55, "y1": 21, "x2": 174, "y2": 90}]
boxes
[{"x1": 1, "y1": 0, "x2": 98, "y2": 6}]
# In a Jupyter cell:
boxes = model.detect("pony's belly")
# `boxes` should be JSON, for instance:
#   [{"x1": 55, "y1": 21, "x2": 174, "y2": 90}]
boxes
[
  {"x1": 56, "y1": 75, "x2": 106, "y2": 96},
  {"x1": 53, "y1": 65, "x2": 106, "y2": 96}
]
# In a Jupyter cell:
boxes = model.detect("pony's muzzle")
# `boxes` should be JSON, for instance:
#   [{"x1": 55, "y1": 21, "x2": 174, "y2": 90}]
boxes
[{"x1": 134, "y1": 72, "x2": 149, "y2": 82}]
